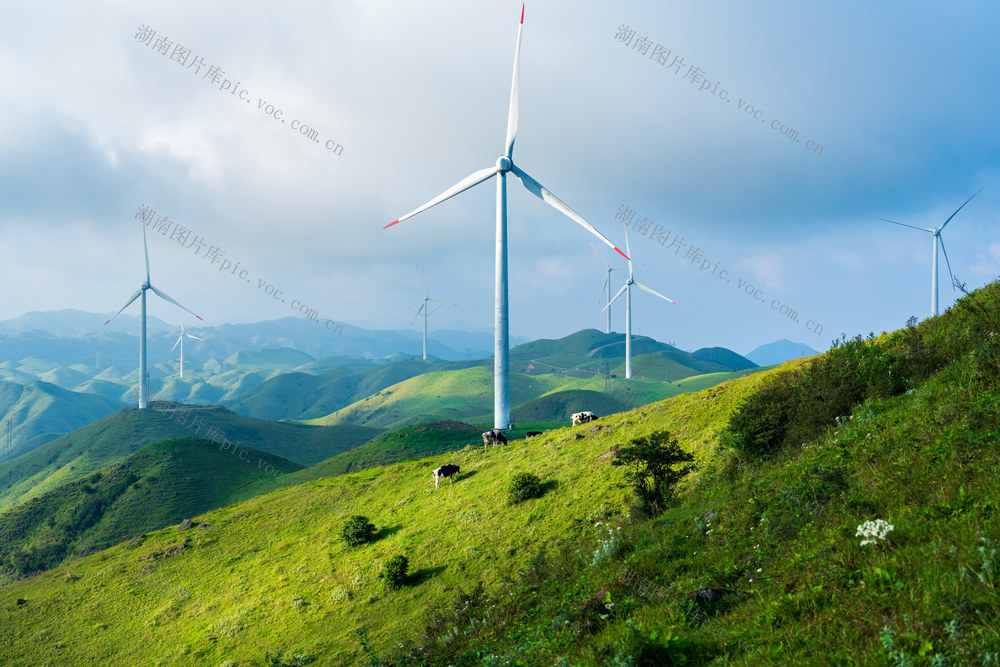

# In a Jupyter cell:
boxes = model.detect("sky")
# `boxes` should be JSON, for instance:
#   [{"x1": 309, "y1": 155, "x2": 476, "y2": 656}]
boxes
[{"x1": 1, "y1": 0, "x2": 998, "y2": 356}]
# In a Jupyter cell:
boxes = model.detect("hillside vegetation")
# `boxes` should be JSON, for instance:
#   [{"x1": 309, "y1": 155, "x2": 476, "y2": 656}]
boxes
[
  {"x1": 0, "y1": 404, "x2": 379, "y2": 513},
  {"x1": 0, "y1": 282, "x2": 997, "y2": 664},
  {"x1": 0, "y1": 438, "x2": 301, "y2": 583}
]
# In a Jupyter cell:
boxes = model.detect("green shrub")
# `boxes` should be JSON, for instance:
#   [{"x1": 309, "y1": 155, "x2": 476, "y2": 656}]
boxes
[
  {"x1": 380, "y1": 555, "x2": 410, "y2": 590},
  {"x1": 611, "y1": 430, "x2": 695, "y2": 517},
  {"x1": 507, "y1": 473, "x2": 543, "y2": 505},
  {"x1": 723, "y1": 371, "x2": 797, "y2": 457},
  {"x1": 340, "y1": 515, "x2": 377, "y2": 547}
]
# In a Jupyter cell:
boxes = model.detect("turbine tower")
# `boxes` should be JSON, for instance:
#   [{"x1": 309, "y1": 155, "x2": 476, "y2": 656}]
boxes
[
  {"x1": 106, "y1": 219, "x2": 203, "y2": 408},
  {"x1": 603, "y1": 225, "x2": 676, "y2": 379},
  {"x1": 386, "y1": 4, "x2": 627, "y2": 429},
  {"x1": 411, "y1": 266, "x2": 455, "y2": 361},
  {"x1": 171, "y1": 324, "x2": 204, "y2": 379},
  {"x1": 591, "y1": 242, "x2": 625, "y2": 334},
  {"x1": 880, "y1": 187, "x2": 983, "y2": 317}
]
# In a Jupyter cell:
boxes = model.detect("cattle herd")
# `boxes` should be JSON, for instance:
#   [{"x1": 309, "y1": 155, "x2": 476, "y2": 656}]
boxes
[{"x1": 431, "y1": 412, "x2": 598, "y2": 490}]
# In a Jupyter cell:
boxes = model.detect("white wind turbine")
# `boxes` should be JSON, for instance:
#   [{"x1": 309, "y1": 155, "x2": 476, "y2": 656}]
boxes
[
  {"x1": 591, "y1": 242, "x2": 625, "y2": 334},
  {"x1": 602, "y1": 225, "x2": 676, "y2": 379},
  {"x1": 171, "y1": 324, "x2": 204, "y2": 379},
  {"x1": 411, "y1": 266, "x2": 456, "y2": 361},
  {"x1": 106, "y1": 220, "x2": 203, "y2": 408},
  {"x1": 880, "y1": 187, "x2": 983, "y2": 317},
  {"x1": 385, "y1": 4, "x2": 628, "y2": 429}
]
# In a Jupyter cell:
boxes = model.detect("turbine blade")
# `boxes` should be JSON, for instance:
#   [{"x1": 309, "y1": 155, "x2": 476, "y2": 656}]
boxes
[
  {"x1": 635, "y1": 281, "x2": 677, "y2": 305},
  {"x1": 427, "y1": 298, "x2": 457, "y2": 305},
  {"x1": 416, "y1": 264, "x2": 428, "y2": 297},
  {"x1": 171, "y1": 335, "x2": 183, "y2": 352},
  {"x1": 142, "y1": 221, "x2": 151, "y2": 282},
  {"x1": 624, "y1": 224, "x2": 634, "y2": 277},
  {"x1": 503, "y1": 4, "x2": 524, "y2": 159},
  {"x1": 601, "y1": 283, "x2": 628, "y2": 314},
  {"x1": 600, "y1": 273, "x2": 609, "y2": 301},
  {"x1": 590, "y1": 241, "x2": 611, "y2": 269},
  {"x1": 187, "y1": 334, "x2": 204, "y2": 341},
  {"x1": 939, "y1": 236, "x2": 956, "y2": 291},
  {"x1": 879, "y1": 217, "x2": 934, "y2": 233},
  {"x1": 409, "y1": 303, "x2": 426, "y2": 327},
  {"x1": 510, "y1": 164, "x2": 629, "y2": 260},
  {"x1": 105, "y1": 288, "x2": 142, "y2": 325},
  {"x1": 148, "y1": 285, "x2": 203, "y2": 321},
  {"x1": 940, "y1": 186, "x2": 984, "y2": 232},
  {"x1": 385, "y1": 166, "x2": 497, "y2": 228}
]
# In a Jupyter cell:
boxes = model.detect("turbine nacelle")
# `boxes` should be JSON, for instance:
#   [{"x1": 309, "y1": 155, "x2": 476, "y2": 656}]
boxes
[{"x1": 496, "y1": 156, "x2": 513, "y2": 173}]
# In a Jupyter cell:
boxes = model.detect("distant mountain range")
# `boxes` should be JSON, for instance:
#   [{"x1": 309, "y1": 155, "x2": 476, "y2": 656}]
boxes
[{"x1": 745, "y1": 339, "x2": 820, "y2": 366}]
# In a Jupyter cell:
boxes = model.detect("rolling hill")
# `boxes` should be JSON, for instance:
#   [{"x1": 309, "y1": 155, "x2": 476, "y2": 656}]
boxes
[
  {"x1": 0, "y1": 437, "x2": 303, "y2": 583},
  {"x1": 0, "y1": 403, "x2": 379, "y2": 514},
  {"x1": 0, "y1": 380, "x2": 124, "y2": 456},
  {"x1": 1, "y1": 280, "x2": 997, "y2": 664}
]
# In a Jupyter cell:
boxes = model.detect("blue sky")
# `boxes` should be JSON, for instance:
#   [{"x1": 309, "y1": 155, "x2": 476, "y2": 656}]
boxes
[{"x1": 1, "y1": 1, "x2": 997, "y2": 355}]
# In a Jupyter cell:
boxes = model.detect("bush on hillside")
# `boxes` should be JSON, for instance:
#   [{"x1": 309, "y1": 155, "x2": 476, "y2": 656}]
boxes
[
  {"x1": 380, "y1": 554, "x2": 410, "y2": 590},
  {"x1": 340, "y1": 515, "x2": 377, "y2": 547},
  {"x1": 507, "y1": 473, "x2": 543, "y2": 505},
  {"x1": 612, "y1": 430, "x2": 695, "y2": 518},
  {"x1": 725, "y1": 331, "x2": 946, "y2": 458}
]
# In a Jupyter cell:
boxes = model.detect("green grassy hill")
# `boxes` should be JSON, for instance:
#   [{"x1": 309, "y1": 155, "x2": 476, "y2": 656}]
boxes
[
  {"x1": 306, "y1": 367, "x2": 593, "y2": 430},
  {"x1": 0, "y1": 403, "x2": 379, "y2": 514},
  {"x1": 1, "y1": 283, "x2": 997, "y2": 664},
  {"x1": 0, "y1": 380, "x2": 123, "y2": 456},
  {"x1": 226, "y1": 358, "x2": 487, "y2": 421},
  {"x1": 509, "y1": 388, "x2": 630, "y2": 422},
  {"x1": 0, "y1": 438, "x2": 302, "y2": 583}
]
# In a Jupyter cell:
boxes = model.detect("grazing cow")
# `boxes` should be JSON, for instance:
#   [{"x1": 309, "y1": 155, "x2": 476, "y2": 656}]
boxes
[
  {"x1": 525, "y1": 431, "x2": 542, "y2": 439},
  {"x1": 432, "y1": 464, "x2": 460, "y2": 489},
  {"x1": 482, "y1": 429, "x2": 508, "y2": 452},
  {"x1": 571, "y1": 411, "x2": 597, "y2": 426}
]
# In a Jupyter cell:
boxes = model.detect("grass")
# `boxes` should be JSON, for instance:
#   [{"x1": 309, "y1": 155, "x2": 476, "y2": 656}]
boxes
[{"x1": 1, "y1": 282, "x2": 996, "y2": 664}]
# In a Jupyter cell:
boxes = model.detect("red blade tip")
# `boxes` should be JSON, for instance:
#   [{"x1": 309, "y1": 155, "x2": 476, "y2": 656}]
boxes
[
  {"x1": 104, "y1": 320, "x2": 110, "y2": 326},
  {"x1": 384, "y1": 219, "x2": 401, "y2": 229},
  {"x1": 520, "y1": 4, "x2": 524, "y2": 24},
  {"x1": 196, "y1": 316, "x2": 204, "y2": 321},
  {"x1": 614, "y1": 246, "x2": 630, "y2": 260}
]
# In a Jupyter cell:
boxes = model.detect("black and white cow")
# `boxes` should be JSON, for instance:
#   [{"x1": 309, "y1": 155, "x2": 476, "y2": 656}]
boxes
[
  {"x1": 525, "y1": 431, "x2": 543, "y2": 439},
  {"x1": 432, "y1": 464, "x2": 460, "y2": 489},
  {"x1": 571, "y1": 411, "x2": 597, "y2": 426},
  {"x1": 482, "y1": 429, "x2": 507, "y2": 452}
]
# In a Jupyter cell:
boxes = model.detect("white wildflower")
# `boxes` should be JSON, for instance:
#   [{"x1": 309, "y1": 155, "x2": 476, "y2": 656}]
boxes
[{"x1": 856, "y1": 519, "x2": 894, "y2": 546}]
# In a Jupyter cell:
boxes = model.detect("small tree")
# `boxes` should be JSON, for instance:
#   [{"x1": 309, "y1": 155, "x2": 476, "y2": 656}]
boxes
[
  {"x1": 341, "y1": 515, "x2": 377, "y2": 547},
  {"x1": 507, "y1": 472, "x2": 543, "y2": 505},
  {"x1": 380, "y1": 554, "x2": 410, "y2": 590},
  {"x1": 612, "y1": 430, "x2": 695, "y2": 517}
]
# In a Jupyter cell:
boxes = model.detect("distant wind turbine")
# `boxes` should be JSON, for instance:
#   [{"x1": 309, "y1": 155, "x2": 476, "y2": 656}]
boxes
[
  {"x1": 591, "y1": 242, "x2": 625, "y2": 334},
  {"x1": 880, "y1": 187, "x2": 983, "y2": 317},
  {"x1": 602, "y1": 225, "x2": 676, "y2": 379},
  {"x1": 106, "y1": 220, "x2": 203, "y2": 408},
  {"x1": 385, "y1": 4, "x2": 628, "y2": 429},
  {"x1": 411, "y1": 266, "x2": 456, "y2": 361},
  {"x1": 171, "y1": 324, "x2": 204, "y2": 379}
]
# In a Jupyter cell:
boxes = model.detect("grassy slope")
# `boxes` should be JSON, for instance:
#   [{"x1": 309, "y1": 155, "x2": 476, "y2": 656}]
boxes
[
  {"x1": 0, "y1": 438, "x2": 303, "y2": 583},
  {"x1": 0, "y1": 380, "x2": 123, "y2": 456},
  {"x1": 0, "y1": 404, "x2": 379, "y2": 514},
  {"x1": 3, "y1": 288, "x2": 997, "y2": 664},
  {"x1": 0, "y1": 357, "x2": 781, "y2": 665},
  {"x1": 309, "y1": 365, "x2": 767, "y2": 432}
]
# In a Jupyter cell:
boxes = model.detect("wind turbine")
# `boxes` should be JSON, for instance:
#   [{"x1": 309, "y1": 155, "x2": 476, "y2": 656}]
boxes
[
  {"x1": 106, "y1": 220, "x2": 203, "y2": 408},
  {"x1": 602, "y1": 225, "x2": 676, "y2": 379},
  {"x1": 591, "y1": 242, "x2": 625, "y2": 334},
  {"x1": 385, "y1": 4, "x2": 628, "y2": 430},
  {"x1": 411, "y1": 266, "x2": 456, "y2": 361},
  {"x1": 171, "y1": 324, "x2": 204, "y2": 379},
  {"x1": 880, "y1": 187, "x2": 983, "y2": 317}
]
